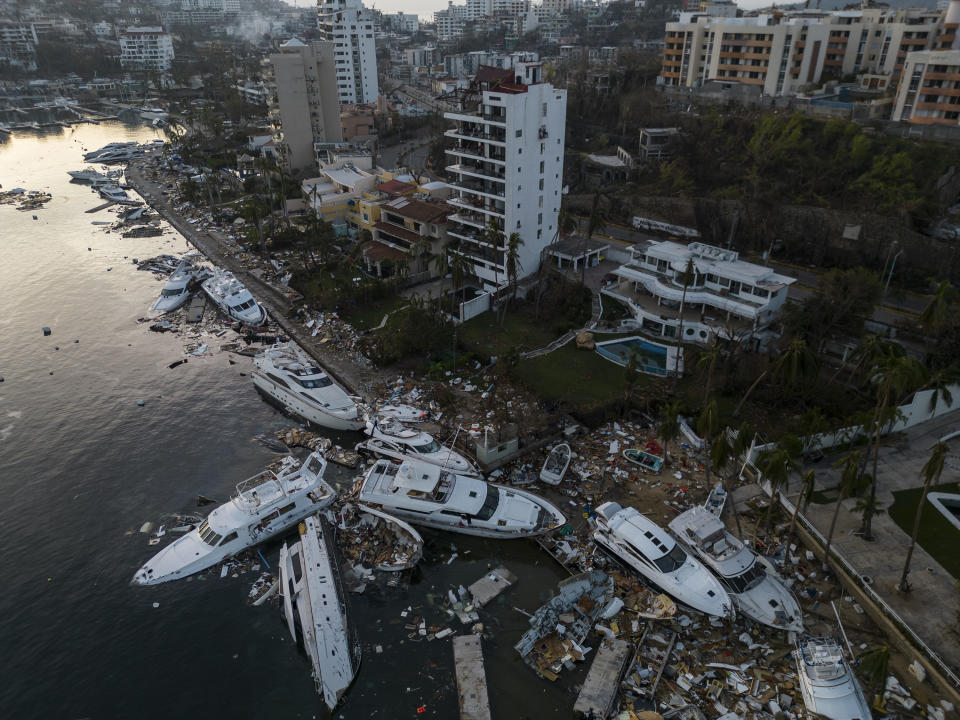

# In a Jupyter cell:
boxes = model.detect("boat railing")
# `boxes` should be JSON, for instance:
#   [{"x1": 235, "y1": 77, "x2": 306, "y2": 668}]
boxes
[
  {"x1": 319, "y1": 515, "x2": 361, "y2": 673},
  {"x1": 233, "y1": 471, "x2": 282, "y2": 511}
]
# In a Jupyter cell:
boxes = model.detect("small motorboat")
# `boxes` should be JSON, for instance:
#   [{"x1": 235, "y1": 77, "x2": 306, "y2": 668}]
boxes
[
  {"x1": 623, "y1": 447, "x2": 664, "y2": 473},
  {"x1": 704, "y1": 483, "x2": 727, "y2": 516},
  {"x1": 359, "y1": 417, "x2": 478, "y2": 475},
  {"x1": 795, "y1": 637, "x2": 871, "y2": 720},
  {"x1": 68, "y1": 168, "x2": 111, "y2": 183},
  {"x1": 247, "y1": 572, "x2": 278, "y2": 606},
  {"x1": 539, "y1": 443, "x2": 571, "y2": 485}
]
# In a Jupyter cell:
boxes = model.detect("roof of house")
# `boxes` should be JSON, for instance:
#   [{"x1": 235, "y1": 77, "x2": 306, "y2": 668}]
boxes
[
  {"x1": 376, "y1": 179, "x2": 416, "y2": 196},
  {"x1": 382, "y1": 196, "x2": 451, "y2": 223},
  {"x1": 361, "y1": 240, "x2": 407, "y2": 262},
  {"x1": 373, "y1": 221, "x2": 421, "y2": 245},
  {"x1": 475, "y1": 65, "x2": 513, "y2": 84}
]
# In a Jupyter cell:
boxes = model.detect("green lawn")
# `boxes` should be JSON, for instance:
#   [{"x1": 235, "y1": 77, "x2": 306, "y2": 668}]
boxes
[
  {"x1": 888, "y1": 481, "x2": 960, "y2": 580},
  {"x1": 341, "y1": 295, "x2": 410, "y2": 331},
  {"x1": 512, "y1": 341, "x2": 630, "y2": 414},
  {"x1": 458, "y1": 311, "x2": 560, "y2": 358}
]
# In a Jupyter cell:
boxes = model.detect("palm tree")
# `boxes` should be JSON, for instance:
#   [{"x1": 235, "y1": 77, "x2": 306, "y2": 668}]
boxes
[
  {"x1": 788, "y1": 469, "x2": 816, "y2": 538},
  {"x1": 657, "y1": 400, "x2": 681, "y2": 462},
  {"x1": 771, "y1": 338, "x2": 819, "y2": 398},
  {"x1": 898, "y1": 440, "x2": 948, "y2": 592},
  {"x1": 696, "y1": 343, "x2": 720, "y2": 406},
  {"x1": 920, "y1": 279, "x2": 959, "y2": 336},
  {"x1": 757, "y1": 440, "x2": 798, "y2": 535},
  {"x1": 672, "y1": 257, "x2": 695, "y2": 395},
  {"x1": 536, "y1": 205, "x2": 577, "y2": 318},
  {"x1": 448, "y1": 249, "x2": 473, "y2": 320},
  {"x1": 500, "y1": 231, "x2": 524, "y2": 324},
  {"x1": 857, "y1": 645, "x2": 890, "y2": 702},
  {"x1": 623, "y1": 351, "x2": 640, "y2": 414},
  {"x1": 483, "y1": 218, "x2": 502, "y2": 287},
  {"x1": 696, "y1": 398, "x2": 719, "y2": 489},
  {"x1": 824, "y1": 450, "x2": 865, "y2": 572},
  {"x1": 582, "y1": 191, "x2": 606, "y2": 284}
]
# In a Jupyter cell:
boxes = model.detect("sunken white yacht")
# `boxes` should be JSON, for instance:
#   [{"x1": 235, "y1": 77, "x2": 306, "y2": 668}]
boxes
[
  {"x1": 592, "y1": 502, "x2": 733, "y2": 619},
  {"x1": 795, "y1": 637, "x2": 871, "y2": 720},
  {"x1": 357, "y1": 457, "x2": 565, "y2": 539},
  {"x1": 152, "y1": 257, "x2": 203, "y2": 314},
  {"x1": 358, "y1": 417, "x2": 478, "y2": 475},
  {"x1": 253, "y1": 343, "x2": 363, "y2": 431},
  {"x1": 280, "y1": 514, "x2": 360, "y2": 710},
  {"x1": 202, "y1": 268, "x2": 267, "y2": 326},
  {"x1": 132, "y1": 453, "x2": 336, "y2": 585},
  {"x1": 669, "y1": 505, "x2": 803, "y2": 632}
]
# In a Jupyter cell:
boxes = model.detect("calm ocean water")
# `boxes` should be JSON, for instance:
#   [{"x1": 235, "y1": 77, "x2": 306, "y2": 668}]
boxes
[{"x1": 0, "y1": 123, "x2": 574, "y2": 719}]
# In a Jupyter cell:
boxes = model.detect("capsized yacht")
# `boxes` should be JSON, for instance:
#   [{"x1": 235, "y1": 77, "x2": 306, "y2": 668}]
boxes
[
  {"x1": 356, "y1": 457, "x2": 565, "y2": 539},
  {"x1": 131, "y1": 453, "x2": 336, "y2": 585},
  {"x1": 669, "y1": 505, "x2": 802, "y2": 632},
  {"x1": 795, "y1": 637, "x2": 871, "y2": 720},
  {"x1": 202, "y1": 268, "x2": 267, "y2": 326},
  {"x1": 358, "y1": 417, "x2": 478, "y2": 475},
  {"x1": 253, "y1": 343, "x2": 363, "y2": 431},
  {"x1": 280, "y1": 515, "x2": 360, "y2": 710},
  {"x1": 592, "y1": 501, "x2": 734, "y2": 619},
  {"x1": 152, "y1": 257, "x2": 205, "y2": 313}
]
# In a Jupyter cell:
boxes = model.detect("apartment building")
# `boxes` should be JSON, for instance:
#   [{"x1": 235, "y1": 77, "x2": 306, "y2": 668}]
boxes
[
  {"x1": 0, "y1": 21, "x2": 39, "y2": 71},
  {"x1": 661, "y1": 7, "x2": 943, "y2": 97},
  {"x1": 119, "y1": 27, "x2": 175, "y2": 72},
  {"x1": 434, "y1": 7, "x2": 466, "y2": 41},
  {"x1": 443, "y1": 63, "x2": 567, "y2": 287},
  {"x1": 391, "y1": 12, "x2": 420, "y2": 32},
  {"x1": 267, "y1": 39, "x2": 343, "y2": 173},
  {"x1": 602, "y1": 241, "x2": 795, "y2": 349},
  {"x1": 317, "y1": 0, "x2": 379, "y2": 104}
]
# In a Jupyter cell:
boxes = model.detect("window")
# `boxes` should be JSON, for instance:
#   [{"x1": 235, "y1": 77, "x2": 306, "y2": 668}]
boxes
[
  {"x1": 538, "y1": 179, "x2": 544, "y2": 191},
  {"x1": 515, "y1": 129, "x2": 522, "y2": 137},
  {"x1": 219, "y1": 531, "x2": 238, "y2": 546},
  {"x1": 266, "y1": 373, "x2": 289, "y2": 388},
  {"x1": 540, "y1": 143, "x2": 544, "y2": 153},
  {"x1": 537, "y1": 213, "x2": 542, "y2": 226},
  {"x1": 537, "y1": 229, "x2": 542, "y2": 239},
  {"x1": 475, "y1": 485, "x2": 500, "y2": 520},
  {"x1": 198, "y1": 520, "x2": 223, "y2": 547},
  {"x1": 653, "y1": 544, "x2": 687, "y2": 573},
  {"x1": 278, "y1": 502, "x2": 297, "y2": 515},
  {"x1": 539, "y1": 161, "x2": 544, "y2": 173}
]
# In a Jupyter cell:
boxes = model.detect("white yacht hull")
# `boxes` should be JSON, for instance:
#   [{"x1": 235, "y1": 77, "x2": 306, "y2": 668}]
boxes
[
  {"x1": 357, "y1": 437, "x2": 478, "y2": 476},
  {"x1": 539, "y1": 443, "x2": 571, "y2": 485},
  {"x1": 593, "y1": 528, "x2": 732, "y2": 618},
  {"x1": 253, "y1": 371, "x2": 364, "y2": 431},
  {"x1": 730, "y1": 569, "x2": 803, "y2": 632},
  {"x1": 796, "y1": 641, "x2": 872, "y2": 720}
]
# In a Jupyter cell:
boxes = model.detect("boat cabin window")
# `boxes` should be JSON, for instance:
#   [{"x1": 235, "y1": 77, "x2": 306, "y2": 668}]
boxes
[
  {"x1": 413, "y1": 439, "x2": 442, "y2": 454},
  {"x1": 266, "y1": 373, "x2": 289, "y2": 388},
  {"x1": 725, "y1": 560, "x2": 765, "y2": 594},
  {"x1": 653, "y1": 543, "x2": 687, "y2": 573},
  {"x1": 161, "y1": 287, "x2": 185, "y2": 296},
  {"x1": 291, "y1": 553, "x2": 303, "y2": 584},
  {"x1": 306, "y1": 456, "x2": 323, "y2": 475},
  {"x1": 219, "y1": 531, "x2": 238, "y2": 546},
  {"x1": 474, "y1": 485, "x2": 500, "y2": 521},
  {"x1": 292, "y1": 375, "x2": 333, "y2": 389},
  {"x1": 198, "y1": 520, "x2": 223, "y2": 547},
  {"x1": 232, "y1": 299, "x2": 255, "y2": 311},
  {"x1": 278, "y1": 502, "x2": 296, "y2": 515}
]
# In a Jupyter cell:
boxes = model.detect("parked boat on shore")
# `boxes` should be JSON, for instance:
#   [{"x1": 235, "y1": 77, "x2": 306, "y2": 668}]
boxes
[
  {"x1": 253, "y1": 343, "x2": 363, "y2": 431},
  {"x1": 280, "y1": 514, "x2": 360, "y2": 710},
  {"x1": 151, "y1": 257, "x2": 204, "y2": 313},
  {"x1": 202, "y1": 268, "x2": 267, "y2": 326},
  {"x1": 358, "y1": 417, "x2": 478, "y2": 475},
  {"x1": 795, "y1": 637, "x2": 871, "y2": 720},
  {"x1": 356, "y1": 457, "x2": 565, "y2": 539},
  {"x1": 131, "y1": 453, "x2": 336, "y2": 585},
  {"x1": 539, "y1": 443, "x2": 571, "y2": 485},
  {"x1": 592, "y1": 501, "x2": 734, "y2": 619},
  {"x1": 623, "y1": 446, "x2": 664, "y2": 473},
  {"x1": 98, "y1": 184, "x2": 131, "y2": 203},
  {"x1": 669, "y1": 505, "x2": 802, "y2": 632}
]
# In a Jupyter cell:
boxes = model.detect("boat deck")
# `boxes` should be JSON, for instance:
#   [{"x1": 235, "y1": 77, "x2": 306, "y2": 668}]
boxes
[{"x1": 453, "y1": 635, "x2": 492, "y2": 720}]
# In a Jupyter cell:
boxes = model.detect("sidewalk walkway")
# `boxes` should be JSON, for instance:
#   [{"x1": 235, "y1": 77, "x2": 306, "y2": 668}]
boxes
[{"x1": 782, "y1": 410, "x2": 960, "y2": 676}]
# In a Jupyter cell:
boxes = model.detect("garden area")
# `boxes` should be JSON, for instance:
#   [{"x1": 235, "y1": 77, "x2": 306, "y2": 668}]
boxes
[{"x1": 888, "y1": 481, "x2": 960, "y2": 580}]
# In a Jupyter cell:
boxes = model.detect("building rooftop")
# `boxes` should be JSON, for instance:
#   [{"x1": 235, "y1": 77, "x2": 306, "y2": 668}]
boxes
[
  {"x1": 644, "y1": 240, "x2": 795, "y2": 289},
  {"x1": 382, "y1": 196, "x2": 451, "y2": 223},
  {"x1": 376, "y1": 179, "x2": 416, "y2": 196}
]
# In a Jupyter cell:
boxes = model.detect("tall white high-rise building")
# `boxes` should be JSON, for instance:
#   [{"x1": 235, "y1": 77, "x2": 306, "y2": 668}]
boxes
[
  {"x1": 317, "y1": 0, "x2": 379, "y2": 105},
  {"x1": 444, "y1": 63, "x2": 567, "y2": 287},
  {"x1": 266, "y1": 39, "x2": 343, "y2": 173},
  {"x1": 119, "y1": 27, "x2": 175, "y2": 72}
]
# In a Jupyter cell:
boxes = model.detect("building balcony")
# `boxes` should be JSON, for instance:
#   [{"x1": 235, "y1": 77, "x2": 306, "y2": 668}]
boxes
[
  {"x1": 614, "y1": 265, "x2": 766, "y2": 320},
  {"x1": 448, "y1": 223, "x2": 504, "y2": 249},
  {"x1": 446, "y1": 162, "x2": 505, "y2": 181},
  {"x1": 450, "y1": 210, "x2": 501, "y2": 231},
  {"x1": 449, "y1": 244, "x2": 506, "y2": 270},
  {"x1": 446, "y1": 146, "x2": 506, "y2": 164},
  {"x1": 444, "y1": 128, "x2": 507, "y2": 145},
  {"x1": 448, "y1": 195, "x2": 505, "y2": 218},
  {"x1": 445, "y1": 110, "x2": 507, "y2": 126},
  {"x1": 449, "y1": 177, "x2": 505, "y2": 199}
]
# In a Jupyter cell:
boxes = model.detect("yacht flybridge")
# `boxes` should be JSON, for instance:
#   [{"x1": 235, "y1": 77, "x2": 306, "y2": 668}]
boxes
[
  {"x1": 669, "y1": 505, "x2": 803, "y2": 632},
  {"x1": 358, "y1": 417, "x2": 478, "y2": 475},
  {"x1": 795, "y1": 637, "x2": 871, "y2": 720},
  {"x1": 280, "y1": 515, "x2": 360, "y2": 710},
  {"x1": 131, "y1": 454, "x2": 336, "y2": 585},
  {"x1": 202, "y1": 269, "x2": 267, "y2": 326},
  {"x1": 592, "y1": 502, "x2": 734, "y2": 619},
  {"x1": 253, "y1": 343, "x2": 363, "y2": 431},
  {"x1": 356, "y1": 457, "x2": 565, "y2": 539}
]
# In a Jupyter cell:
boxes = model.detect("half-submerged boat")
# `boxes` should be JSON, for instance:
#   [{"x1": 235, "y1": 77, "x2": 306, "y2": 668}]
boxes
[
  {"x1": 669, "y1": 505, "x2": 802, "y2": 632},
  {"x1": 202, "y1": 268, "x2": 267, "y2": 326},
  {"x1": 131, "y1": 453, "x2": 336, "y2": 585},
  {"x1": 539, "y1": 443, "x2": 571, "y2": 485},
  {"x1": 592, "y1": 501, "x2": 733, "y2": 619},
  {"x1": 335, "y1": 502, "x2": 423, "y2": 571},
  {"x1": 253, "y1": 343, "x2": 363, "y2": 431},
  {"x1": 280, "y1": 515, "x2": 360, "y2": 710},
  {"x1": 356, "y1": 457, "x2": 565, "y2": 539},
  {"x1": 795, "y1": 637, "x2": 871, "y2": 720},
  {"x1": 359, "y1": 417, "x2": 478, "y2": 475},
  {"x1": 378, "y1": 403, "x2": 427, "y2": 423},
  {"x1": 152, "y1": 257, "x2": 201, "y2": 313}
]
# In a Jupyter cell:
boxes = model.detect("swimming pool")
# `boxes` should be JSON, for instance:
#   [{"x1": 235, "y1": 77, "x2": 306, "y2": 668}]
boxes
[{"x1": 595, "y1": 336, "x2": 682, "y2": 376}]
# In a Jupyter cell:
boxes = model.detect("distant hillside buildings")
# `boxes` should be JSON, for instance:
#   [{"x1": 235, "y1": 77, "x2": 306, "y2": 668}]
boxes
[
  {"x1": 119, "y1": 26, "x2": 175, "y2": 72},
  {"x1": 318, "y1": 0, "x2": 379, "y2": 105}
]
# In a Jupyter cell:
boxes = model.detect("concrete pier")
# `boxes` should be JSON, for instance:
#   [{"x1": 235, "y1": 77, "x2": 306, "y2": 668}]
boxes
[
  {"x1": 573, "y1": 639, "x2": 632, "y2": 718},
  {"x1": 453, "y1": 635, "x2": 492, "y2": 720}
]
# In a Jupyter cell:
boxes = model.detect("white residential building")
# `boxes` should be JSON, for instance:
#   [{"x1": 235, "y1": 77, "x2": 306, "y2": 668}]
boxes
[
  {"x1": 0, "y1": 21, "x2": 38, "y2": 70},
  {"x1": 391, "y1": 12, "x2": 420, "y2": 32},
  {"x1": 266, "y1": 39, "x2": 343, "y2": 173},
  {"x1": 317, "y1": 0, "x2": 379, "y2": 104},
  {"x1": 444, "y1": 63, "x2": 567, "y2": 287},
  {"x1": 119, "y1": 26, "x2": 175, "y2": 72},
  {"x1": 434, "y1": 7, "x2": 466, "y2": 41},
  {"x1": 603, "y1": 241, "x2": 796, "y2": 349}
]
